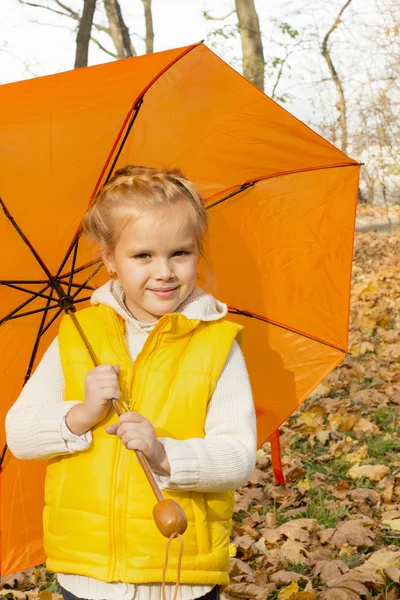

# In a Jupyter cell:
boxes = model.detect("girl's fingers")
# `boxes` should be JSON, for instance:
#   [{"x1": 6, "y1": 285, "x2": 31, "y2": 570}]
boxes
[
  {"x1": 119, "y1": 411, "x2": 146, "y2": 424},
  {"x1": 126, "y1": 438, "x2": 148, "y2": 453},
  {"x1": 105, "y1": 424, "x2": 119, "y2": 435}
]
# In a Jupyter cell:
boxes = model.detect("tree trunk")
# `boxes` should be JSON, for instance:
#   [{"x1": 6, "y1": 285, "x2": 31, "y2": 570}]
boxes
[
  {"x1": 103, "y1": 0, "x2": 135, "y2": 58},
  {"x1": 321, "y1": 0, "x2": 353, "y2": 153},
  {"x1": 141, "y1": 0, "x2": 154, "y2": 53},
  {"x1": 235, "y1": 0, "x2": 264, "y2": 91},
  {"x1": 74, "y1": 0, "x2": 97, "y2": 68}
]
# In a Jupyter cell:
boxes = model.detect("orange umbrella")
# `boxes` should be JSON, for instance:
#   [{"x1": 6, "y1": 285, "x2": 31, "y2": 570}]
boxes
[{"x1": 0, "y1": 41, "x2": 359, "y2": 577}]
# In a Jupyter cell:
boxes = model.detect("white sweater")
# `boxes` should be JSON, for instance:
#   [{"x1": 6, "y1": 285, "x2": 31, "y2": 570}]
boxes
[{"x1": 6, "y1": 282, "x2": 257, "y2": 600}]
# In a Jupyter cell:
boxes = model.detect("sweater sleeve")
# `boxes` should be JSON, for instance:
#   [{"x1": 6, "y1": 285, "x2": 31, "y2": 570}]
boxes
[
  {"x1": 156, "y1": 340, "x2": 257, "y2": 492},
  {"x1": 5, "y1": 337, "x2": 92, "y2": 460}
]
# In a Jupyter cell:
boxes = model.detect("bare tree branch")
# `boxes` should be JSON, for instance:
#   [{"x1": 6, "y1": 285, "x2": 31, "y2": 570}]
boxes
[
  {"x1": 103, "y1": 0, "x2": 135, "y2": 57},
  {"x1": 321, "y1": 0, "x2": 354, "y2": 153},
  {"x1": 75, "y1": 0, "x2": 97, "y2": 68},
  {"x1": 0, "y1": 47, "x2": 39, "y2": 77},
  {"x1": 141, "y1": 0, "x2": 153, "y2": 53},
  {"x1": 203, "y1": 10, "x2": 235, "y2": 21},
  {"x1": 235, "y1": 0, "x2": 264, "y2": 91}
]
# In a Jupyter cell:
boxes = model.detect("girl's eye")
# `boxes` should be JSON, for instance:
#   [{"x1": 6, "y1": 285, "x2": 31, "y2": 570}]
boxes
[
  {"x1": 173, "y1": 250, "x2": 190, "y2": 257},
  {"x1": 134, "y1": 253, "x2": 151, "y2": 259}
]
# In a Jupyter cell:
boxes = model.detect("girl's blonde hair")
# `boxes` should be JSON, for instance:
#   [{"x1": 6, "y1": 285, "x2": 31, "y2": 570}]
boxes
[{"x1": 82, "y1": 165, "x2": 207, "y2": 251}]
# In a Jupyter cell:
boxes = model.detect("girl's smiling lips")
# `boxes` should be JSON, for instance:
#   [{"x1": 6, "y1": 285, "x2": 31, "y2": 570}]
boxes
[{"x1": 148, "y1": 287, "x2": 179, "y2": 298}]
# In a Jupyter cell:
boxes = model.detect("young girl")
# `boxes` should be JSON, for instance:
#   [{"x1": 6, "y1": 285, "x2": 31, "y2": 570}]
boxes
[{"x1": 6, "y1": 166, "x2": 257, "y2": 600}]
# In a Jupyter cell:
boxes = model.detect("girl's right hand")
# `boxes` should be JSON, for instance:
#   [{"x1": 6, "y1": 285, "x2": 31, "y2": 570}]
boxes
[{"x1": 65, "y1": 364, "x2": 120, "y2": 436}]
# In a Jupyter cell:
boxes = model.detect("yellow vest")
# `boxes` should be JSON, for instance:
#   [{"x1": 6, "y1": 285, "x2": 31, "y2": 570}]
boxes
[{"x1": 44, "y1": 304, "x2": 243, "y2": 585}]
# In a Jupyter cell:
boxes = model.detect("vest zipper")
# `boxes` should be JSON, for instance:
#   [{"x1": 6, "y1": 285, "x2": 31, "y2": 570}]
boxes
[{"x1": 109, "y1": 310, "x2": 170, "y2": 581}]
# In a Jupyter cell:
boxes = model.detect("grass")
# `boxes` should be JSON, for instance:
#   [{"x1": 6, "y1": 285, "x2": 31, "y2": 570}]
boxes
[
  {"x1": 365, "y1": 435, "x2": 400, "y2": 463},
  {"x1": 371, "y1": 407, "x2": 397, "y2": 428},
  {"x1": 299, "y1": 488, "x2": 346, "y2": 528},
  {"x1": 287, "y1": 562, "x2": 313, "y2": 576}
]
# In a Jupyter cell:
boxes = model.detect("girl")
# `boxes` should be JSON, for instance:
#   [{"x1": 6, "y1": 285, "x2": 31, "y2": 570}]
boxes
[{"x1": 6, "y1": 166, "x2": 257, "y2": 600}]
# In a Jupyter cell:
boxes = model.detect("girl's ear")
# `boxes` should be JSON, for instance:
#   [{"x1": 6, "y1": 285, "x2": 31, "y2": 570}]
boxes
[{"x1": 102, "y1": 248, "x2": 115, "y2": 276}]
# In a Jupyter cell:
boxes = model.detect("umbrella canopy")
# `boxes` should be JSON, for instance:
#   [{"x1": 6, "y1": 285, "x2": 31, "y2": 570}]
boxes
[{"x1": 0, "y1": 41, "x2": 359, "y2": 576}]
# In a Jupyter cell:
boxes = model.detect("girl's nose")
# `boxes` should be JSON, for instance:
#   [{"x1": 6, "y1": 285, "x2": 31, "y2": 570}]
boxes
[{"x1": 154, "y1": 260, "x2": 174, "y2": 280}]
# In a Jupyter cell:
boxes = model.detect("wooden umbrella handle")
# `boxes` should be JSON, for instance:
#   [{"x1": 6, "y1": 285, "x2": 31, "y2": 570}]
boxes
[
  {"x1": 112, "y1": 398, "x2": 164, "y2": 502},
  {"x1": 112, "y1": 397, "x2": 187, "y2": 537}
]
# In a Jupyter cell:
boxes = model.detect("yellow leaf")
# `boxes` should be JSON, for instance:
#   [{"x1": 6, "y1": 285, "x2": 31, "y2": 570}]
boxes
[
  {"x1": 328, "y1": 413, "x2": 361, "y2": 432},
  {"x1": 278, "y1": 581, "x2": 299, "y2": 599},
  {"x1": 310, "y1": 383, "x2": 331, "y2": 399},
  {"x1": 347, "y1": 464, "x2": 389, "y2": 481},
  {"x1": 383, "y1": 519, "x2": 400, "y2": 532},
  {"x1": 297, "y1": 478, "x2": 311, "y2": 490},
  {"x1": 343, "y1": 445, "x2": 368, "y2": 464},
  {"x1": 297, "y1": 411, "x2": 324, "y2": 432},
  {"x1": 366, "y1": 548, "x2": 400, "y2": 569},
  {"x1": 228, "y1": 543, "x2": 236, "y2": 557},
  {"x1": 39, "y1": 592, "x2": 52, "y2": 600}
]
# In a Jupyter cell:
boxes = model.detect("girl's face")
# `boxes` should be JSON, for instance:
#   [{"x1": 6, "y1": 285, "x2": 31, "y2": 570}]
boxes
[{"x1": 103, "y1": 199, "x2": 200, "y2": 323}]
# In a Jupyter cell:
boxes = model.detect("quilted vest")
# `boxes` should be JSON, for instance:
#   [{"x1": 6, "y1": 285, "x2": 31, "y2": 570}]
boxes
[{"x1": 44, "y1": 304, "x2": 243, "y2": 585}]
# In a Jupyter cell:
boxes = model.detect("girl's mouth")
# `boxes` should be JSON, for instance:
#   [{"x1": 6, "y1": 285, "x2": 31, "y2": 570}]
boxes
[{"x1": 148, "y1": 287, "x2": 178, "y2": 298}]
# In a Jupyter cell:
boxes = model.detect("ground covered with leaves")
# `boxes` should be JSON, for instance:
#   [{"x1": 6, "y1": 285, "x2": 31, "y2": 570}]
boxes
[{"x1": 1, "y1": 228, "x2": 399, "y2": 600}]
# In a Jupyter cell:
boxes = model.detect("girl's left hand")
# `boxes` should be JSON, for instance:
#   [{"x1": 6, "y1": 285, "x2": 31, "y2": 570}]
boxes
[{"x1": 105, "y1": 412, "x2": 171, "y2": 476}]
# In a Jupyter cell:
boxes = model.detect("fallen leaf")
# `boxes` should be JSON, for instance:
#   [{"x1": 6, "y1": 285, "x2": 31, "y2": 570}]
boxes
[
  {"x1": 353, "y1": 418, "x2": 379, "y2": 436},
  {"x1": 277, "y1": 519, "x2": 319, "y2": 543},
  {"x1": 314, "y1": 560, "x2": 350, "y2": 584},
  {"x1": 383, "y1": 518, "x2": 400, "y2": 532},
  {"x1": 278, "y1": 581, "x2": 299, "y2": 599},
  {"x1": 328, "y1": 413, "x2": 361, "y2": 432},
  {"x1": 365, "y1": 548, "x2": 400, "y2": 569},
  {"x1": 269, "y1": 570, "x2": 309, "y2": 585},
  {"x1": 347, "y1": 464, "x2": 390, "y2": 481},
  {"x1": 316, "y1": 431, "x2": 330, "y2": 445},
  {"x1": 280, "y1": 540, "x2": 308, "y2": 564},
  {"x1": 343, "y1": 445, "x2": 368, "y2": 464},
  {"x1": 386, "y1": 567, "x2": 400, "y2": 583},
  {"x1": 229, "y1": 558, "x2": 256, "y2": 582},
  {"x1": 225, "y1": 581, "x2": 276, "y2": 600},
  {"x1": 323, "y1": 520, "x2": 375, "y2": 549}
]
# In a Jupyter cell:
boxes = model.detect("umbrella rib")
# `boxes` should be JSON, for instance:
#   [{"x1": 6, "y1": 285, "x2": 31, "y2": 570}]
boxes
[
  {"x1": 228, "y1": 307, "x2": 347, "y2": 354},
  {"x1": 59, "y1": 280, "x2": 97, "y2": 292},
  {"x1": 0, "y1": 283, "x2": 51, "y2": 325},
  {"x1": 55, "y1": 97, "x2": 144, "y2": 281},
  {"x1": 206, "y1": 162, "x2": 360, "y2": 210},
  {"x1": 71, "y1": 262, "x2": 104, "y2": 300},
  {"x1": 39, "y1": 297, "x2": 92, "y2": 337},
  {"x1": 3, "y1": 304, "x2": 61, "y2": 322},
  {"x1": 67, "y1": 238, "x2": 80, "y2": 296},
  {"x1": 0, "y1": 279, "x2": 51, "y2": 284},
  {"x1": 59, "y1": 258, "x2": 102, "y2": 280},
  {"x1": 104, "y1": 97, "x2": 144, "y2": 183},
  {"x1": 0, "y1": 197, "x2": 54, "y2": 280},
  {"x1": 24, "y1": 288, "x2": 56, "y2": 384},
  {"x1": 0, "y1": 281, "x2": 58, "y2": 302},
  {"x1": 0, "y1": 443, "x2": 7, "y2": 468}
]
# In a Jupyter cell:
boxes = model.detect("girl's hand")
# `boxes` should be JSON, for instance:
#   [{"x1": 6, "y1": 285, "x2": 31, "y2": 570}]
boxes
[
  {"x1": 106, "y1": 412, "x2": 171, "y2": 476},
  {"x1": 66, "y1": 364, "x2": 120, "y2": 436}
]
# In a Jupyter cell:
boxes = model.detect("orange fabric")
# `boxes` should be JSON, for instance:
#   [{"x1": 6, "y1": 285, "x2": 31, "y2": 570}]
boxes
[{"x1": 0, "y1": 42, "x2": 359, "y2": 576}]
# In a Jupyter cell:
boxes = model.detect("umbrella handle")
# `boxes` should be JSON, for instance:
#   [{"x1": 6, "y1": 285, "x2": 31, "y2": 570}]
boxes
[{"x1": 112, "y1": 397, "x2": 187, "y2": 537}]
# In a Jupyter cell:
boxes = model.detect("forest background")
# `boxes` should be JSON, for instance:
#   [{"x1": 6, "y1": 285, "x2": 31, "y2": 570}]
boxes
[{"x1": 0, "y1": 1, "x2": 399, "y2": 599}]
